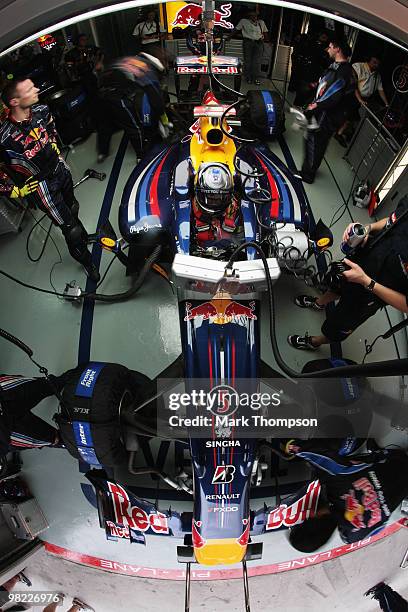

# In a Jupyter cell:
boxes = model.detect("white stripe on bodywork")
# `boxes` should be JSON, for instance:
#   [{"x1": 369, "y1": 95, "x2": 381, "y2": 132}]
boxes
[{"x1": 128, "y1": 151, "x2": 164, "y2": 223}]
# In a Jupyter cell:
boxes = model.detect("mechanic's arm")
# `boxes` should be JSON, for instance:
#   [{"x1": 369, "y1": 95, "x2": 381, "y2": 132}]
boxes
[
  {"x1": 310, "y1": 79, "x2": 347, "y2": 112},
  {"x1": 342, "y1": 218, "x2": 388, "y2": 245},
  {"x1": 378, "y1": 87, "x2": 389, "y2": 107},
  {"x1": 343, "y1": 259, "x2": 408, "y2": 314}
]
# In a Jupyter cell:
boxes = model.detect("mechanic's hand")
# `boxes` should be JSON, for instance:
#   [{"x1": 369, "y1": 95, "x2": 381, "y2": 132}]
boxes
[
  {"x1": 342, "y1": 223, "x2": 370, "y2": 246},
  {"x1": 51, "y1": 142, "x2": 60, "y2": 155},
  {"x1": 307, "y1": 102, "x2": 317, "y2": 110},
  {"x1": 342, "y1": 258, "x2": 371, "y2": 285},
  {"x1": 10, "y1": 179, "x2": 39, "y2": 198}
]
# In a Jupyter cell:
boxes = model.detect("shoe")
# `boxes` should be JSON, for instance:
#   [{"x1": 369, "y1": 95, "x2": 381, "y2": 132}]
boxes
[
  {"x1": 72, "y1": 597, "x2": 94, "y2": 611},
  {"x1": 83, "y1": 263, "x2": 101, "y2": 283},
  {"x1": 18, "y1": 571, "x2": 32, "y2": 587},
  {"x1": 97, "y1": 153, "x2": 107, "y2": 163},
  {"x1": 254, "y1": 79, "x2": 261, "y2": 85},
  {"x1": 334, "y1": 133, "x2": 348, "y2": 148},
  {"x1": 298, "y1": 172, "x2": 314, "y2": 184},
  {"x1": 294, "y1": 295, "x2": 325, "y2": 311},
  {"x1": 287, "y1": 333, "x2": 318, "y2": 351}
]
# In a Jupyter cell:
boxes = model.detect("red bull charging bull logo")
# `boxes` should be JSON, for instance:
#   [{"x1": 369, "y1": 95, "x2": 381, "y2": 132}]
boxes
[
  {"x1": 184, "y1": 300, "x2": 257, "y2": 325},
  {"x1": 172, "y1": 3, "x2": 233, "y2": 29}
]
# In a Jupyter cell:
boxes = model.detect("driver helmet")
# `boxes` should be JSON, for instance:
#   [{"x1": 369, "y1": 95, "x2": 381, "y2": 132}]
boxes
[{"x1": 195, "y1": 163, "x2": 234, "y2": 215}]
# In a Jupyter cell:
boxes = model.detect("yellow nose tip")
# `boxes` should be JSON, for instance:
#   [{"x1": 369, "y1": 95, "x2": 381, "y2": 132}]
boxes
[{"x1": 194, "y1": 539, "x2": 247, "y2": 566}]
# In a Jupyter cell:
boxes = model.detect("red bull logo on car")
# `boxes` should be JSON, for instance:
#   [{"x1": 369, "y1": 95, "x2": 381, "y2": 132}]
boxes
[
  {"x1": 108, "y1": 481, "x2": 169, "y2": 534},
  {"x1": 184, "y1": 300, "x2": 257, "y2": 325},
  {"x1": 266, "y1": 480, "x2": 321, "y2": 530},
  {"x1": 172, "y1": 3, "x2": 233, "y2": 29}
]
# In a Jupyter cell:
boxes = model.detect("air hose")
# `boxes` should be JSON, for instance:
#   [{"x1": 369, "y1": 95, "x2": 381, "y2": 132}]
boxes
[{"x1": 81, "y1": 244, "x2": 162, "y2": 302}]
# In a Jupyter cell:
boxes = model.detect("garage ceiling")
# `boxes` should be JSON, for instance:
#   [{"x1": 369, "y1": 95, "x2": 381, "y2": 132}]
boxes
[{"x1": 0, "y1": 0, "x2": 407, "y2": 53}]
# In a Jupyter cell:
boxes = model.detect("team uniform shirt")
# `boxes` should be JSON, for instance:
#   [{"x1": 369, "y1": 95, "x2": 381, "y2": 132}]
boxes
[
  {"x1": 236, "y1": 18, "x2": 268, "y2": 41},
  {"x1": 65, "y1": 45, "x2": 101, "y2": 78},
  {"x1": 322, "y1": 451, "x2": 408, "y2": 543},
  {"x1": 352, "y1": 62, "x2": 384, "y2": 98},
  {"x1": 0, "y1": 103, "x2": 60, "y2": 196},
  {"x1": 352, "y1": 195, "x2": 408, "y2": 307},
  {"x1": 313, "y1": 60, "x2": 355, "y2": 129},
  {"x1": 132, "y1": 21, "x2": 164, "y2": 45}
]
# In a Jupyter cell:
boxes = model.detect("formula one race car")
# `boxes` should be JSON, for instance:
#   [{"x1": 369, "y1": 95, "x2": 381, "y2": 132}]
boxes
[{"x1": 81, "y1": 79, "x2": 342, "y2": 610}]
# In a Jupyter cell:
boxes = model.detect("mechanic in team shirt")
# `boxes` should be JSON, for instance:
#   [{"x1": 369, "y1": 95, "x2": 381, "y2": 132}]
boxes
[
  {"x1": 282, "y1": 439, "x2": 408, "y2": 550},
  {"x1": 0, "y1": 78, "x2": 100, "y2": 282},
  {"x1": 185, "y1": 18, "x2": 224, "y2": 95},
  {"x1": 96, "y1": 54, "x2": 169, "y2": 162},
  {"x1": 288, "y1": 194, "x2": 408, "y2": 351},
  {"x1": 0, "y1": 368, "x2": 80, "y2": 456}
]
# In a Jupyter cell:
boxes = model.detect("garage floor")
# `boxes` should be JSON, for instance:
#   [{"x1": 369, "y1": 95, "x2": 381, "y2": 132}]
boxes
[{"x1": 0, "y1": 77, "x2": 407, "y2": 610}]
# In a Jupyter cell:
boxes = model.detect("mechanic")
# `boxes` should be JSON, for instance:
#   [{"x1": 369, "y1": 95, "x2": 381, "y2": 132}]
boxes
[
  {"x1": 231, "y1": 10, "x2": 269, "y2": 86},
  {"x1": 64, "y1": 33, "x2": 103, "y2": 97},
  {"x1": 0, "y1": 78, "x2": 100, "y2": 282},
  {"x1": 132, "y1": 10, "x2": 165, "y2": 56},
  {"x1": 191, "y1": 163, "x2": 243, "y2": 248},
  {"x1": 0, "y1": 368, "x2": 80, "y2": 458},
  {"x1": 298, "y1": 38, "x2": 354, "y2": 184},
  {"x1": 185, "y1": 18, "x2": 224, "y2": 94},
  {"x1": 288, "y1": 195, "x2": 408, "y2": 350},
  {"x1": 283, "y1": 441, "x2": 408, "y2": 550},
  {"x1": 335, "y1": 55, "x2": 389, "y2": 148},
  {"x1": 96, "y1": 54, "x2": 169, "y2": 163},
  {"x1": 290, "y1": 31, "x2": 330, "y2": 107}
]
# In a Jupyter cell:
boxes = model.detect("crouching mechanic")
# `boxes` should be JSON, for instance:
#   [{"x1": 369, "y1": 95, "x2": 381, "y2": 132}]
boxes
[
  {"x1": 0, "y1": 78, "x2": 100, "y2": 282},
  {"x1": 0, "y1": 370, "x2": 79, "y2": 456},
  {"x1": 282, "y1": 439, "x2": 408, "y2": 550},
  {"x1": 288, "y1": 194, "x2": 408, "y2": 350}
]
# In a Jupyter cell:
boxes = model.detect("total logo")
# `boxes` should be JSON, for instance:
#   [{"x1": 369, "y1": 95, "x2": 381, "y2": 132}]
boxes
[{"x1": 212, "y1": 465, "x2": 235, "y2": 485}]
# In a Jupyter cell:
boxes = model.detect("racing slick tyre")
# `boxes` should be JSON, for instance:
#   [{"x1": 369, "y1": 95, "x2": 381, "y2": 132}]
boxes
[
  {"x1": 56, "y1": 363, "x2": 151, "y2": 467},
  {"x1": 240, "y1": 90, "x2": 285, "y2": 140}
]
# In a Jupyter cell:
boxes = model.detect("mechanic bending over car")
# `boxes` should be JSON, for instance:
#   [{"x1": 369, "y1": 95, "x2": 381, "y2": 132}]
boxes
[
  {"x1": 282, "y1": 439, "x2": 408, "y2": 551},
  {"x1": 288, "y1": 195, "x2": 408, "y2": 350},
  {"x1": 96, "y1": 53, "x2": 171, "y2": 163},
  {"x1": 0, "y1": 78, "x2": 100, "y2": 282},
  {"x1": 0, "y1": 369, "x2": 81, "y2": 457},
  {"x1": 191, "y1": 163, "x2": 243, "y2": 248}
]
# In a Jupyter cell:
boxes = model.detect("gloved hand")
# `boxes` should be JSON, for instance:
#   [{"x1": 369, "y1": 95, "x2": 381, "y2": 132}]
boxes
[
  {"x1": 10, "y1": 179, "x2": 39, "y2": 198},
  {"x1": 51, "y1": 142, "x2": 60, "y2": 156},
  {"x1": 158, "y1": 113, "x2": 174, "y2": 140}
]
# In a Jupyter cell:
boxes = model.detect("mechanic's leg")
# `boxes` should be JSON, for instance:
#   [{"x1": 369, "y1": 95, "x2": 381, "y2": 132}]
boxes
[
  {"x1": 252, "y1": 41, "x2": 263, "y2": 81},
  {"x1": 95, "y1": 95, "x2": 116, "y2": 157},
  {"x1": 111, "y1": 97, "x2": 144, "y2": 158},
  {"x1": 302, "y1": 126, "x2": 333, "y2": 182},
  {"x1": 310, "y1": 298, "x2": 381, "y2": 347},
  {"x1": 0, "y1": 378, "x2": 57, "y2": 421},
  {"x1": 315, "y1": 291, "x2": 339, "y2": 307},
  {"x1": 33, "y1": 174, "x2": 97, "y2": 277},
  {"x1": 13, "y1": 413, "x2": 59, "y2": 446},
  {"x1": 243, "y1": 39, "x2": 252, "y2": 81}
]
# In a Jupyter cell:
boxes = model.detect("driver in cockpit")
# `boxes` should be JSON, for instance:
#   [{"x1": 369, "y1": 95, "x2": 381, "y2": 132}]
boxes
[{"x1": 192, "y1": 163, "x2": 243, "y2": 248}]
